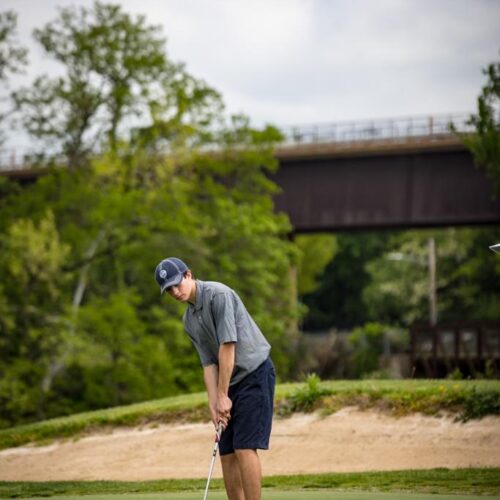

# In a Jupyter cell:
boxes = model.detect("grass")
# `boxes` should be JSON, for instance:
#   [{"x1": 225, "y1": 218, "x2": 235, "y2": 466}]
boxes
[
  {"x1": 279, "y1": 376, "x2": 500, "y2": 421},
  {"x1": 1, "y1": 468, "x2": 499, "y2": 498},
  {"x1": 11, "y1": 492, "x2": 500, "y2": 500},
  {"x1": 1, "y1": 379, "x2": 499, "y2": 451}
]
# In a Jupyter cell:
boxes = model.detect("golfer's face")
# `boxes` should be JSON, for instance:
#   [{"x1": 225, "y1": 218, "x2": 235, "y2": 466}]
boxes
[{"x1": 166, "y1": 274, "x2": 193, "y2": 302}]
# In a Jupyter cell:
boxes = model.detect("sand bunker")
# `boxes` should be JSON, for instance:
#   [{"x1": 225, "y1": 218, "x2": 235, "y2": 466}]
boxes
[{"x1": 0, "y1": 408, "x2": 499, "y2": 481}]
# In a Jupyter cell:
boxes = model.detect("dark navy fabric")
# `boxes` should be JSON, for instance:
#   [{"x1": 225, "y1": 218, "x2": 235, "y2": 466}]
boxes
[
  {"x1": 154, "y1": 257, "x2": 188, "y2": 294},
  {"x1": 219, "y1": 358, "x2": 275, "y2": 455}
]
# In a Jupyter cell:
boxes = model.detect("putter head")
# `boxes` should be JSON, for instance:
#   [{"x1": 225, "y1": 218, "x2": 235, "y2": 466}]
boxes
[{"x1": 490, "y1": 243, "x2": 500, "y2": 254}]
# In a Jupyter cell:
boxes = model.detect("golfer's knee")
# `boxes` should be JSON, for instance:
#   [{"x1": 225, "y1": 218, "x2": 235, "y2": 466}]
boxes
[
  {"x1": 221, "y1": 452, "x2": 238, "y2": 465},
  {"x1": 234, "y1": 448, "x2": 258, "y2": 461}
]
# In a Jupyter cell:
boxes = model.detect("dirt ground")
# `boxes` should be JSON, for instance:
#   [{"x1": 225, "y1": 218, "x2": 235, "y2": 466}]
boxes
[{"x1": 0, "y1": 408, "x2": 499, "y2": 481}]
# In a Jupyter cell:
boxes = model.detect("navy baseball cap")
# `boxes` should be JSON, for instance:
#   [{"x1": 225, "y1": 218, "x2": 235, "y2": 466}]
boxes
[{"x1": 155, "y1": 257, "x2": 188, "y2": 294}]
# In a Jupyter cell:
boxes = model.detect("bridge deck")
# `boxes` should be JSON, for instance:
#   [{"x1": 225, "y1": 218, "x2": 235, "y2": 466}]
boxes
[{"x1": 275, "y1": 134, "x2": 465, "y2": 160}]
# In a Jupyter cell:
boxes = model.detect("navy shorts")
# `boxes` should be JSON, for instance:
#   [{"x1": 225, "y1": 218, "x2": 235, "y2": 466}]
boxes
[{"x1": 219, "y1": 358, "x2": 276, "y2": 455}]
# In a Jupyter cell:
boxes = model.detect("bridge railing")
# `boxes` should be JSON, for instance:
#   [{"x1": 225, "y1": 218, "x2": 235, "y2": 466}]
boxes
[
  {"x1": 0, "y1": 113, "x2": 474, "y2": 172},
  {"x1": 279, "y1": 113, "x2": 473, "y2": 147}
]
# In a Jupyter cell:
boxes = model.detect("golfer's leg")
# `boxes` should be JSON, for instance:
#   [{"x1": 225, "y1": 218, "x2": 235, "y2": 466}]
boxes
[
  {"x1": 235, "y1": 449, "x2": 261, "y2": 500},
  {"x1": 220, "y1": 453, "x2": 244, "y2": 500}
]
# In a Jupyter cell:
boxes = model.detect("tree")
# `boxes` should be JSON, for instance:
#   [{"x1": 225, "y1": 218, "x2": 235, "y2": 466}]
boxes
[
  {"x1": 14, "y1": 1, "x2": 221, "y2": 167},
  {"x1": 0, "y1": 111, "x2": 299, "y2": 425},
  {"x1": 0, "y1": 10, "x2": 27, "y2": 149},
  {"x1": 363, "y1": 227, "x2": 500, "y2": 326},
  {"x1": 0, "y1": 211, "x2": 70, "y2": 424},
  {"x1": 302, "y1": 232, "x2": 391, "y2": 330},
  {"x1": 295, "y1": 234, "x2": 337, "y2": 297},
  {"x1": 347, "y1": 323, "x2": 407, "y2": 378},
  {"x1": 1, "y1": 4, "x2": 300, "y2": 427},
  {"x1": 460, "y1": 52, "x2": 500, "y2": 195}
]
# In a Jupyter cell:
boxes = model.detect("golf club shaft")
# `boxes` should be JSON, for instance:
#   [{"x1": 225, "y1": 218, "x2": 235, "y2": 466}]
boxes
[{"x1": 202, "y1": 422, "x2": 223, "y2": 500}]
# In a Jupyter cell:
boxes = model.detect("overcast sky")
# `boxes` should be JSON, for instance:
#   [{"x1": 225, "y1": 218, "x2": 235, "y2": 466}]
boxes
[{"x1": 2, "y1": 0, "x2": 500, "y2": 148}]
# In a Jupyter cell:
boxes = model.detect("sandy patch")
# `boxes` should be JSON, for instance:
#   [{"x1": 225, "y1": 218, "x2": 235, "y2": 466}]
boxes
[{"x1": 0, "y1": 408, "x2": 499, "y2": 481}]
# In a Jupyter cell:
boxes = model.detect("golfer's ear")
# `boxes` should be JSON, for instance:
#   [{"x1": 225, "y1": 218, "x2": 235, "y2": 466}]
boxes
[{"x1": 185, "y1": 270, "x2": 193, "y2": 279}]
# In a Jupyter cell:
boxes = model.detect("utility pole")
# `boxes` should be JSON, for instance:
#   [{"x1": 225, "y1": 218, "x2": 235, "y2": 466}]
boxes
[{"x1": 428, "y1": 237, "x2": 437, "y2": 326}]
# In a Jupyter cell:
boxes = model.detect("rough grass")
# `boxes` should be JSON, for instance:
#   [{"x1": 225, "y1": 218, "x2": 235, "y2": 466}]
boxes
[
  {"x1": 0, "y1": 468, "x2": 499, "y2": 498},
  {"x1": 1, "y1": 379, "x2": 499, "y2": 451},
  {"x1": 278, "y1": 376, "x2": 500, "y2": 421}
]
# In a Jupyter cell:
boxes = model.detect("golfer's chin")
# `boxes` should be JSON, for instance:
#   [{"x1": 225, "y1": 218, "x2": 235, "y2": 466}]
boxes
[{"x1": 173, "y1": 294, "x2": 187, "y2": 302}]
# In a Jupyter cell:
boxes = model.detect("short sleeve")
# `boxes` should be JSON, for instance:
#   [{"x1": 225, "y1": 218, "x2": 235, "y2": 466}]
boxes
[
  {"x1": 211, "y1": 292, "x2": 238, "y2": 344},
  {"x1": 184, "y1": 323, "x2": 217, "y2": 367},
  {"x1": 194, "y1": 338, "x2": 218, "y2": 367}
]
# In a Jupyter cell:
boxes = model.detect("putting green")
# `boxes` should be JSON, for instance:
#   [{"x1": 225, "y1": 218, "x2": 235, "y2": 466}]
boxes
[{"x1": 21, "y1": 491, "x2": 500, "y2": 500}]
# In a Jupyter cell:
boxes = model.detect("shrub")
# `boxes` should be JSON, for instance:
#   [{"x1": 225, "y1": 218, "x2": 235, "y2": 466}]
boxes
[{"x1": 460, "y1": 388, "x2": 500, "y2": 421}]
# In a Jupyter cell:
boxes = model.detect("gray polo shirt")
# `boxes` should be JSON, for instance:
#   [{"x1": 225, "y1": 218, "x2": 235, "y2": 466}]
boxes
[{"x1": 183, "y1": 280, "x2": 271, "y2": 385}]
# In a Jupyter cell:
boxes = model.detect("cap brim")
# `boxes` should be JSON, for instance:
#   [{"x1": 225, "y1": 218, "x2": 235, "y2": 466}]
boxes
[{"x1": 160, "y1": 273, "x2": 183, "y2": 294}]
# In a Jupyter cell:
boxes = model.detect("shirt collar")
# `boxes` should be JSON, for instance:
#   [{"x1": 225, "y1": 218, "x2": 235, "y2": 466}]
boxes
[{"x1": 191, "y1": 279, "x2": 204, "y2": 312}]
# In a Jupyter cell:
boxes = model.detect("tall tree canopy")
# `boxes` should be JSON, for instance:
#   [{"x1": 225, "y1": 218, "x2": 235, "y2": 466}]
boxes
[
  {"x1": 0, "y1": 2, "x2": 298, "y2": 428},
  {"x1": 14, "y1": 1, "x2": 222, "y2": 166}
]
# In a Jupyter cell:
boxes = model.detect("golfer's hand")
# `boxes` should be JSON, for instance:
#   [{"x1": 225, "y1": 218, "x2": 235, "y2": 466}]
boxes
[{"x1": 217, "y1": 394, "x2": 232, "y2": 429}]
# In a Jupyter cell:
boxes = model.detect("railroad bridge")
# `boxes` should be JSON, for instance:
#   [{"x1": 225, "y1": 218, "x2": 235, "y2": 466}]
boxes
[{"x1": 273, "y1": 114, "x2": 500, "y2": 232}]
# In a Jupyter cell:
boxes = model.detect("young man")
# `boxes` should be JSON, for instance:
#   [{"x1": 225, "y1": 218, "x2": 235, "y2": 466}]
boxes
[{"x1": 154, "y1": 257, "x2": 275, "y2": 500}]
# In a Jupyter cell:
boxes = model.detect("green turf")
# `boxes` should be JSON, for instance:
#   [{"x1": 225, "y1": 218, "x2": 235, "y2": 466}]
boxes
[
  {"x1": 17, "y1": 492, "x2": 500, "y2": 500},
  {"x1": 2, "y1": 469, "x2": 499, "y2": 498}
]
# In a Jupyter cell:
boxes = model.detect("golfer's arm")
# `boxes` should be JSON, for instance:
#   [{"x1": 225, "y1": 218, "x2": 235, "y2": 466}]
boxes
[
  {"x1": 203, "y1": 364, "x2": 218, "y2": 406},
  {"x1": 217, "y1": 342, "x2": 235, "y2": 396}
]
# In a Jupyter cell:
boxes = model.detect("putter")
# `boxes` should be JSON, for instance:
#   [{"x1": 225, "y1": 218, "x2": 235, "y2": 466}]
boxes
[
  {"x1": 490, "y1": 243, "x2": 500, "y2": 253},
  {"x1": 202, "y1": 421, "x2": 224, "y2": 500}
]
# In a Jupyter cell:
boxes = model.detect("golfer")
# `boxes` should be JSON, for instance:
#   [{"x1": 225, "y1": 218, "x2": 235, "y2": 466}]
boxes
[{"x1": 155, "y1": 257, "x2": 275, "y2": 500}]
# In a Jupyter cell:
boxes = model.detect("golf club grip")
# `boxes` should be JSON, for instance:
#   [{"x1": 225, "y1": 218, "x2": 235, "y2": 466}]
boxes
[{"x1": 210, "y1": 422, "x2": 223, "y2": 457}]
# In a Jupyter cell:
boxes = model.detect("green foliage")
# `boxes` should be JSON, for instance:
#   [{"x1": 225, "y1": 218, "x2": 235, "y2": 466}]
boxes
[
  {"x1": 13, "y1": 1, "x2": 222, "y2": 165},
  {"x1": 346, "y1": 323, "x2": 408, "y2": 378},
  {"x1": 363, "y1": 227, "x2": 500, "y2": 326},
  {"x1": 302, "y1": 232, "x2": 390, "y2": 330},
  {"x1": 278, "y1": 379, "x2": 500, "y2": 423},
  {"x1": 303, "y1": 224, "x2": 500, "y2": 332},
  {"x1": 0, "y1": 211, "x2": 71, "y2": 426},
  {"x1": 461, "y1": 387, "x2": 500, "y2": 421},
  {"x1": 0, "y1": 93, "x2": 296, "y2": 426},
  {"x1": 363, "y1": 235, "x2": 430, "y2": 325},
  {"x1": 295, "y1": 233, "x2": 337, "y2": 296},
  {"x1": 0, "y1": 3, "x2": 298, "y2": 426},
  {"x1": 284, "y1": 373, "x2": 333, "y2": 413},
  {"x1": 460, "y1": 51, "x2": 500, "y2": 195},
  {"x1": 76, "y1": 291, "x2": 177, "y2": 408},
  {"x1": 447, "y1": 368, "x2": 464, "y2": 380}
]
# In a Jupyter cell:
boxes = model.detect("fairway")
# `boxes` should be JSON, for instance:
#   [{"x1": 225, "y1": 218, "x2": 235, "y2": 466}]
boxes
[{"x1": 20, "y1": 492, "x2": 500, "y2": 500}]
